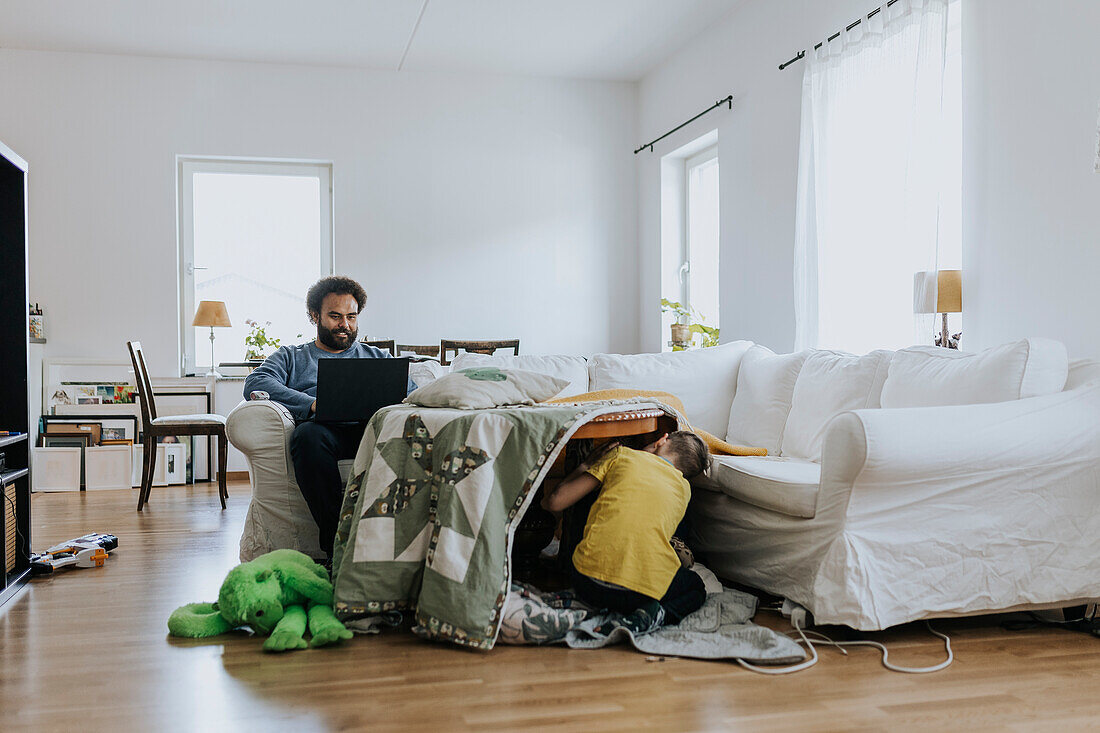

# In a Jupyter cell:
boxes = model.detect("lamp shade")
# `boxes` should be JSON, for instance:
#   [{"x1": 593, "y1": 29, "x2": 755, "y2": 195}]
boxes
[
  {"x1": 913, "y1": 270, "x2": 962, "y2": 314},
  {"x1": 192, "y1": 300, "x2": 232, "y2": 328}
]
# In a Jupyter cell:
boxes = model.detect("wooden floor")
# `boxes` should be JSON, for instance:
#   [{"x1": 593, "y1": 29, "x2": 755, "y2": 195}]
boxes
[{"x1": 2, "y1": 484, "x2": 1099, "y2": 732}]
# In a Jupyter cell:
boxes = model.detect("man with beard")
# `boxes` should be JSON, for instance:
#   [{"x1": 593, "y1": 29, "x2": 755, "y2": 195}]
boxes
[{"x1": 243, "y1": 275, "x2": 408, "y2": 559}]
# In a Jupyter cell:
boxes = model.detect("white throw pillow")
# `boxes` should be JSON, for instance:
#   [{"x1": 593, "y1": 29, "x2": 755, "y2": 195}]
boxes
[
  {"x1": 450, "y1": 352, "x2": 589, "y2": 397},
  {"x1": 588, "y1": 341, "x2": 753, "y2": 436},
  {"x1": 880, "y1": 338, "x2": 1069, "y2": 408},
  {"x1": 781, "y1": 350, "x2": 893, "y2": 462},
  {"x1": 409, "y1": 360, "x2": 447, "y2": 389},
  {"x1": 404, "y1": 367, "x2": 569, "y2": 409},
  {"x1": 725, "y1": 346, "x2": 811, "y2": 455}
]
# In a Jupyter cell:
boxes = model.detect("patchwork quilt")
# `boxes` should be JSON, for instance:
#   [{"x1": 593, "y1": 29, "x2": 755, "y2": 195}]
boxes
[{"x1": 331, "y1": 401, "x2": 660, "y2": 649}]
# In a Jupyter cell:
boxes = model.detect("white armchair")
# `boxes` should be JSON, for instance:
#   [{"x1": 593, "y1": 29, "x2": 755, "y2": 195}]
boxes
[{"x1": 226, "y1": 398, "x2": 352, "y2": 561}]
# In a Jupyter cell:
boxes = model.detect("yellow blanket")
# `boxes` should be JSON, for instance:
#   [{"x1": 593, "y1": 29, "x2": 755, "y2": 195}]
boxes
[{"x1": 545, "y1": 389, "x2": 767, "y2": 457}]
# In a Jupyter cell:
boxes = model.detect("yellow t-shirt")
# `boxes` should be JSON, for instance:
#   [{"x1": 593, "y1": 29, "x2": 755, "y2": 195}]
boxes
[{"x1": 571, "y1": 446, "x2": 690, "y2": 600}]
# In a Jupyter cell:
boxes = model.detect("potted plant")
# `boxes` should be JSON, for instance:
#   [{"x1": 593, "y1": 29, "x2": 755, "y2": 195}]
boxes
[
  {"x1": 243, "y1": 320, "x2": 282, "y2": 361},
  {"x1": 661, "y1": 299, "x2": 692, "y2": 345},
  {"x1": 660, "y1": 299, "x2": 720, "y2": 350}
]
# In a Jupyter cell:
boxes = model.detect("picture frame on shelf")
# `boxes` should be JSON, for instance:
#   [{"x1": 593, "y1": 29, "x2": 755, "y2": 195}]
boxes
[
  {"x1": 101, "y1": 427, "x2": 126, "y2": 441},
  {"x1": 41, "y1": 434, "x2": 89, "y2": 486},
  {"x1": 43, "y1": 416, "x2": 138, "y2": 444},
  {"x1": 44, "y1": 421, "x2": 101, "y2": 445},
  {"x1": 32, "y1": 447, "x2": 82, "y2": 492},
  {"x1": 156, "y1": 435, "x2": 193, "y2": 483},
  {"x1": 131, "y1": 444, "x2": 168, "y2": 488},
  {"x1": 162, "y1": 443, "x2": 186, "y2": 485},
  {"x1": 85, "y1": 445, "x2": 132, "y2": 491}
]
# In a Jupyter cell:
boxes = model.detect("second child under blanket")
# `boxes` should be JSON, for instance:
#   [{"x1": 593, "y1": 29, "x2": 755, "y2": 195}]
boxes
[{"x1": 545, "y1": 389, "x2": 767, "y2": 456}]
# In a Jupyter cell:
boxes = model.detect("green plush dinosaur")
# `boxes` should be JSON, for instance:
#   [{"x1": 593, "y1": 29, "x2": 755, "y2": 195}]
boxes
[{"x1": 167, "y1": 549, "x2": 352, "y2": 652}]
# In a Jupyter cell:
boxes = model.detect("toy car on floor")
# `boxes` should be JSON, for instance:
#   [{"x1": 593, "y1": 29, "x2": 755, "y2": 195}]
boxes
[{"x1": 30, "y1": 533, "x2": 118, "y2": 575}]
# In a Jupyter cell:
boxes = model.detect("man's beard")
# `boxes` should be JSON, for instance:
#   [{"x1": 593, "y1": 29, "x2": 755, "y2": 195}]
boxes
[{"x1": 317, "y1": 322, "x2": 357, "y2": 350}]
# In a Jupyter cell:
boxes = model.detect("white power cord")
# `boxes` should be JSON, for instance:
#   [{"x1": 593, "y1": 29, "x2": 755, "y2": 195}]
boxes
[{"x1": 738, "y1": 603, "x2": 953, "y2": 675}]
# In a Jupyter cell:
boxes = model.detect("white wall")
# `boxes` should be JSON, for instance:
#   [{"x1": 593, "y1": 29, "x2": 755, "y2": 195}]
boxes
[
  {"x1": 0, "y1": 49, "x2": 639, "y2": 383},
  {"x1": 963, "y1": 0, "x2": 1100, "y2": 358},
  {"x1": 641, "y1": 0, "x2": 1100, "y2": 359},
  {"x1": 636, "y1": 0, "x2": 870, "y2": 354}
]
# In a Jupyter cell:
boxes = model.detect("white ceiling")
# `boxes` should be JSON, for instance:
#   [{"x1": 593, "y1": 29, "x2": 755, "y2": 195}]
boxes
[{"x1": 0, "y1": 0, "x2": 740, "y2": 82}]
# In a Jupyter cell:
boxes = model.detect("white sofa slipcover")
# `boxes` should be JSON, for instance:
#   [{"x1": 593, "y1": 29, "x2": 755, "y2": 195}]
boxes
[
  {"x1": 692, "y1": 340, "x2": 1098, "y2": 630},
  {"x1": 227, "y1": 338, "x2": 1100, "y2": 633},
  {"x1": 226, "y1": 397, "x2": 352, "y2": 561}
]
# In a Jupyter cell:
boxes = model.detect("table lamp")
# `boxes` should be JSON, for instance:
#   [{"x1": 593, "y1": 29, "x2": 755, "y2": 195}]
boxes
[
  {"x1": 913, "y1": 270, "x2": 962, "y2": 348},
  {"x1": 193, "y1": 300, "x2": 232, "y2": 377}
]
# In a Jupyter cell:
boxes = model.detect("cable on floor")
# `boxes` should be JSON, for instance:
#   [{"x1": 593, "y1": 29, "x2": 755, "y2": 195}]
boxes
[{"x1": 736, "y1": 605, "x2": 953, "y2": 675}]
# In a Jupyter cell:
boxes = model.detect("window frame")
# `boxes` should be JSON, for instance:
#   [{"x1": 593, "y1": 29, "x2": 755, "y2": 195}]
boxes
[
  {"x1": 682, "y1": 145, "x2": 718, "y2": 317},
  {"x1": 176, "y1": 156, "x2": 334, "y2": 376}
]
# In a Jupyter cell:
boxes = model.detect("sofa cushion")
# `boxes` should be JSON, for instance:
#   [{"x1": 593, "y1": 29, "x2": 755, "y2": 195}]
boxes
[
  {"x1": 409, "y1": 360, "x2": 448, "y2": 389},
  {"x1": 1066, "y1": 358, "x2": 1100, "y2": 391},
  {"x1": 450, "y1": 352, "x2": 589, "y2": 397},
  {"x1": 405, "y1": 367, "x2": 569, "y2": 408},
  {"x1": 588, "y1": 341, "x2": 753, "y2": 436},
  {"x1": 880, "y1": 338, "x2": 1069, "y2": 408},
  {"x1": 726, "y1": 346, "x2": 810, "y2": 456},
  {"x1": 707, "y1": 455, "x2": 821, "y2": 518},
  {"x1": 781, "y1": 350, "x2": 893, "y2": 462}
]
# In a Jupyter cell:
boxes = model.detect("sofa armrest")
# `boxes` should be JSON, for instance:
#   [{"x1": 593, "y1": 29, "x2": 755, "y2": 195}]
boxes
[
  {"x1": 226, "y1": 398, "x2": 295, "y2": 459},
  {"x1": 820, "y1": 382, "x2": 1100, "y2": 520}
]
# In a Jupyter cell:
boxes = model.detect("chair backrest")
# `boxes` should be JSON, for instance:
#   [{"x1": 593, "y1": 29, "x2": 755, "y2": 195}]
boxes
[
  {"x1": 126, "y1": 340, "x2": 157, "y2": 425},
  {"x1": 363, "y1": 339, "x2": 396, "y2": 356},
  {"x1": 397, "y1": 343, "x2": 441, "y2": 359},
  {"x1": 439, "y1": 339, "x2": 520, "y2": 366}
]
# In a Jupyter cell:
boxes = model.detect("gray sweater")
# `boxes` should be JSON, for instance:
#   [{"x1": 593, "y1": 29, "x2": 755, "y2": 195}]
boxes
[{"x1": 243, "y1": 341, "x2": 401, "y2": 420}]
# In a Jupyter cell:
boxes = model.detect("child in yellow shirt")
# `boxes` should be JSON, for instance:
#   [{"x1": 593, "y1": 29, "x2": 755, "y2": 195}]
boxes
[{"x1": 541, "y1": 431, "x2": 710, "y2": 625}]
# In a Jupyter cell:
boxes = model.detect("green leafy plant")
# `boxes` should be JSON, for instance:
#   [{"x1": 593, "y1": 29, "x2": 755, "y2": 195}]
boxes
[
  {"x1": 244, "y1": 319, "x2": 282, "y2": 361},
  {"x1": 660, "y1": 298, "x2": 691, "y2": 323},
  {"x1": 660, "y1": 299, "x2": 720, "y2": 350}
]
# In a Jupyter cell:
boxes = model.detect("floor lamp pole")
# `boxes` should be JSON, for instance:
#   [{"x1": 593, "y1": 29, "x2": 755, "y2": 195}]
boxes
[{"x1": 206, "y1": 327, "x2": 221, "y2": 378}]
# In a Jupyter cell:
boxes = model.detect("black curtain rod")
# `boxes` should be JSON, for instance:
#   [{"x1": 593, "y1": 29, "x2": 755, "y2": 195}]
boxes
[
  {"x1": 778, "y1": 0, "x2": 900, "y2": 70},
  {"x1": 633, "y1": 95, "x2": 733, "y2": 154}
]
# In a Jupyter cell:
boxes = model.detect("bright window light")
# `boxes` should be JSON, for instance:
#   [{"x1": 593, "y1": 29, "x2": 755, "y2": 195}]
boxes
[{"x1": 179, "y1": 159, "x2": 332, "y2": 374}]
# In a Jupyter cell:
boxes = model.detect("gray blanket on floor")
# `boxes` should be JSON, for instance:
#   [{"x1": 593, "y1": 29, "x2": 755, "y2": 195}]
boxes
[{"x1": 499, "y1": 584, "x2": 806, "y2": 665}]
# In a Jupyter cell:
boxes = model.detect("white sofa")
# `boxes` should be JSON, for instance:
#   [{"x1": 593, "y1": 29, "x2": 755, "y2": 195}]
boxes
[{"x1": 226, "y1": 338, "x2": 1100, "y2": 631}]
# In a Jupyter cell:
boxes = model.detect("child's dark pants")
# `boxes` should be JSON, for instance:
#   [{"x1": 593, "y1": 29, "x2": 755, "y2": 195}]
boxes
[{"x1": 571, "y1": 566, "x2": 706, "y2": 625}]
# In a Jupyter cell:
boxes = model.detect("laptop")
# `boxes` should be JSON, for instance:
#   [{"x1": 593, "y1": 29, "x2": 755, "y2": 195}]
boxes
[{"x1": 314, "y1": 358, "x2": 410, "y2": 423}]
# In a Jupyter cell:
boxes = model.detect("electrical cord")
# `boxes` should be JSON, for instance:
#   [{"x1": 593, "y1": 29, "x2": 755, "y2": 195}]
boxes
[
  {"x1": 737, "y1": 604, "x2": 953, "y2": 675},
  {"x1": 2, "y1": 488, "x2": 28, "y2": 558}
]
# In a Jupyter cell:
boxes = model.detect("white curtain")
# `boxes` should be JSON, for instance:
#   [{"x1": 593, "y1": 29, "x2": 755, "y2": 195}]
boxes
[{"x1": 794, "y1": 0, "x2": 954, "y2": 353}]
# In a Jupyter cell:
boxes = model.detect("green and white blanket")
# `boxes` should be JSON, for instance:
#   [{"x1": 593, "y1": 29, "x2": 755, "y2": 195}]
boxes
[{"x1": 331, "y1": 401, "x2": 660, "y2": 649}]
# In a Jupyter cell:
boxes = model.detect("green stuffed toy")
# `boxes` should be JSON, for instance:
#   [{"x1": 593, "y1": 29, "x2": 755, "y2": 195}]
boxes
[{"x1": 167, "y1": 549, "x2": 352, "y2": 652}]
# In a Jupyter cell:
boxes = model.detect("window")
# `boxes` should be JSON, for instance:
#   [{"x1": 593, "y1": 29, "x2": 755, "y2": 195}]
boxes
[
  {"x1": 177, "y1": 158, "x2": 333, "y2": 375},
  {"x1": 794, "y1": 0, "x2": 961, "y2": 353},
  {"x1": 684, "y1": 148, "x2": 720, "y2": 335},
  {"x1": 661, "y1": 135, "x2": 720, "y2": 350}
]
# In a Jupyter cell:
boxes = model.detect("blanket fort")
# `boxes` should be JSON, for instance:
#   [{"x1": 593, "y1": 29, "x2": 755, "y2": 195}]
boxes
[{"x1": 331, "y1": 401, "x2": 661, "y2": 649}]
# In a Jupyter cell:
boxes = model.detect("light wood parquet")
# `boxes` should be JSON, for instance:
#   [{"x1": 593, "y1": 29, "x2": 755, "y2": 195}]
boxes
[{"x1": 1, "y1": 483, "x2": 1098, "y2": 731}]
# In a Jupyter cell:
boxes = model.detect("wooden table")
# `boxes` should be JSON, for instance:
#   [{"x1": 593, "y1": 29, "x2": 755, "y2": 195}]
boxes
[{"x1": 512, "y1": 407, "x2": 678, "y2": 583}]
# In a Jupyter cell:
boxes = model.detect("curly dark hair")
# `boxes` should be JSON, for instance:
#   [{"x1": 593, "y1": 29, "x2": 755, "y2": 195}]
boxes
[
  {"x1": 305, "y1": 276, "x2": 367, "y2": 324},
  {"x1": 665, "y1": 431, "x2": 711, "y2": 479}
]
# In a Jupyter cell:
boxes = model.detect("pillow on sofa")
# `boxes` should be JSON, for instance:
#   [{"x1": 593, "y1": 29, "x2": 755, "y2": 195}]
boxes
[
  {"x1": 880, "y1": 338, "x2": 1069, "y2": 408},
  {"x1": 726, "y1": 346, "x2": 810, "y2": 456},
  {"x1": 450, "y1": 352, "x2": 588, "y2": 397},
  {"x1": 588, "y1": 341, "x2": 753, "y2": 436},
  {"x1": 404, "y1": 367, "x2": 568, "y2": 409},
  {"x1": 781, "y1": 350, "x2": 893, "y2": 462},
  {"x1": 409, "y1": 360, "x2": 448, "y2": 389}
]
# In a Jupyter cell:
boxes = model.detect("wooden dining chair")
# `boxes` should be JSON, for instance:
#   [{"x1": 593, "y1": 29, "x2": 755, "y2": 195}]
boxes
[
  {"x1": 363, "y1": 339, "x2": 397, "y2": 356},
  {"x1": 127, "y1": 341, "x2": 228, "y2": 511},
  {"x1": 439, "y1": 339, "x2": 520, "y2": 366},
  {"x1": 396, "y1": 343, "x2": 441, "y2": 359}
]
